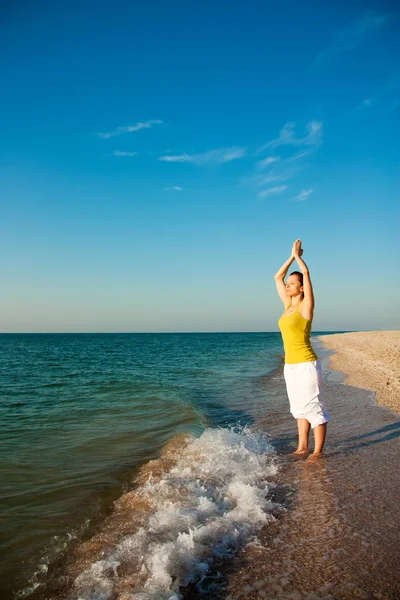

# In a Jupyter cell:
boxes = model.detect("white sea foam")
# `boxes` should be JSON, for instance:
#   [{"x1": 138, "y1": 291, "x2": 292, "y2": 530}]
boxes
[{"x1": 71, "y1": 424, "x2": 280, "y2": 600}]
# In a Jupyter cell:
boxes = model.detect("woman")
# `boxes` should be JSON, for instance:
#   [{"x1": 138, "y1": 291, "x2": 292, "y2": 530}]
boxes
[{"x1": 275, "y1": 239, "x2": 329, "y2": 456}]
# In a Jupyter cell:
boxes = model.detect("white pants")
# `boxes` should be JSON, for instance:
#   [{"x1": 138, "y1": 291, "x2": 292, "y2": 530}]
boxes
[{"x1": 283, "y1": 359, "x2": 330, "y2": 428}]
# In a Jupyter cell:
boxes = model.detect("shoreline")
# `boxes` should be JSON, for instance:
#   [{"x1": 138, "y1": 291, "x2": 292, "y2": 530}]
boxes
[
  {"x1": 316, "y1": 330, "x2": 400, "y2": 413},
  {"x1": 203, "y1": 331, "x2": 400, "y2": 600}
]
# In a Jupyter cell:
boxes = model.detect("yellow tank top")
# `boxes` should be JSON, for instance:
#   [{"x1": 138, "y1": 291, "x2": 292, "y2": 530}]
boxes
[{"x1": 277, "y1": 302, "x2": 318, "y2": 364}]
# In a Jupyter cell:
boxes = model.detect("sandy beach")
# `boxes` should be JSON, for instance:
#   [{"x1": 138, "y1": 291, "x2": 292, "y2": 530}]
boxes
[
  {"x1": 189, "y1": 331, "x2": 400, "y2": 600},
  {"x1": 317, "y1": 330, "x2": 400, "y2": 413}
]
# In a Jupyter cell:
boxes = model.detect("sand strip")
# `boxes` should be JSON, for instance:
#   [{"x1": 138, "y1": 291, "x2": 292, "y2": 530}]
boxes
[{"x1": 317, "y1": 330, "x2": 400, "y2": 413}]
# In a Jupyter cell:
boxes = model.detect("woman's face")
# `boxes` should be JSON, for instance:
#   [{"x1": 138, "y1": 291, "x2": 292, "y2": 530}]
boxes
[{"x1": 285, "y1": 276, "x2": 302, "y2": 295}]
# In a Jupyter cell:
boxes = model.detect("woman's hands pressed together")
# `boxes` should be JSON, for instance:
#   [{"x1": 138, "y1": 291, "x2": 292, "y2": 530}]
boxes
[
  {"x1": 292, "y1": 239, "x2": 303, "y2": 258},
  {"x1": 274, "y1": 238, "x2": 307, "y2": 280}
]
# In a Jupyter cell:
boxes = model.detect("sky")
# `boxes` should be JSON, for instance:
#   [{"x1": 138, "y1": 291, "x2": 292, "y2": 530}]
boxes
[{"x1": 0, "y1": 0, "x2": 399, "y2": 333}]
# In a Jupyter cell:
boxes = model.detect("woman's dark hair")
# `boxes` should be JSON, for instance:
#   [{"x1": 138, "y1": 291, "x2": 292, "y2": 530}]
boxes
[{"x1": 289, "y1": 271, "x2": 303, "y2": 285}]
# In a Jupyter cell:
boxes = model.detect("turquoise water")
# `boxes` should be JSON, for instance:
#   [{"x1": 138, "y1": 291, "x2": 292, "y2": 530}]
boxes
[{"x1": 0, "y1": 331, "x2": 334, "y2": 599}]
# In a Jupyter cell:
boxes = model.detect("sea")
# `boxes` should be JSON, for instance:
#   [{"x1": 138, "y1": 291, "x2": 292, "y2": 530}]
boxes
[{"x1": 0, "y1": 330, "x2": 358, "y2": 600}]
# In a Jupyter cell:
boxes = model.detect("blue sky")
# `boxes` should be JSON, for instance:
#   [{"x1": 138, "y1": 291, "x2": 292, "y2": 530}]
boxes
[{"x1": 1, "y1": 0, "x2": 399, "y2": 333}]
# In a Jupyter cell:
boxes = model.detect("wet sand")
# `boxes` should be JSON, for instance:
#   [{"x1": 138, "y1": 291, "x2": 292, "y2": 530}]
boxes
[
  {"x1": 193, "y1": 336, "x2": 400, "y2": 600},
  {"x1": 317, "y1": 331, "x2": 400, "y2": 413}
]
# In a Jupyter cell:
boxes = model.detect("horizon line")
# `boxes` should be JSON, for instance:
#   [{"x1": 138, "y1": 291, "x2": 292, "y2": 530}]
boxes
[{"x1": 0, "y1": 329, "x2": 362, "y2": 334}]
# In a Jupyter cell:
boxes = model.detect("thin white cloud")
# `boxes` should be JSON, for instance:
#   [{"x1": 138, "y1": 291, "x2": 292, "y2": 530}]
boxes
[
  {"x1": 253, "y1": 170, "x2": 297, "y2": 187},
  {"x1": 259, "y1": 121, "x2": 322, "y2": 153},
  {"x1": 260, "y1": 122, "x2": 296, "y2": 151},
  {"x1": 311, "y1": 11, "x2": 389, "y2": 68},
  {"x1": 160, "y1": 154, "x2": 193, "y2": 163},
  {"x1": 220, "y1": 147, "x2": 246, "y2": 162},
  {"x1": 252, "y1": 151, "x2": 312, "y2": 188},
  {"x1": 293, "y1": 189, "x2": 314, "y2": 202},
  {"x1": 286, "y1": 150, "x2": 312, "y2": 162},
  {"x1": 164, "y1": 186, "x2": 184, "y2": 191},
  {"x1": 360, "y1": 98, "x2": 374, "y2": 108},
  {"x1": 159, "y1": 147, "x2": 247, "y2": 166},
  {"x1": 99, "y1": 120, "x2": 163, "y2": 139},
  {"x1": 256, "y1": 155, "x2": 280, "y2": 170},
  {"x1": 112, "y1": 151, "x2": 137, "y2": 157},
  {"x1": 258, "y1": 185, "x2": 288, "y2": 199},
  {"x1": 307, "y1": 121, "x2": 323, "y2": 139},
  {"x1": 252, "y1": 121, "x2": 322, "y2": 200}
]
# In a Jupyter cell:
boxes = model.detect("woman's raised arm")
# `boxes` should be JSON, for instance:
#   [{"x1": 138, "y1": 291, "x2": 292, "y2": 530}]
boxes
[
  {"x1": 274, "y1": 255, "x2": 295, "y2": 280},
  {"x1": 274, "y1": 255, "x2": 295, "y2": 305},
  {"x1": 293, "y1": 252, "x2": 315, "y2": 308}
]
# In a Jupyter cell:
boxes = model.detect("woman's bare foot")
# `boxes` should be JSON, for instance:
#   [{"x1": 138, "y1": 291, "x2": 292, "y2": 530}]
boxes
[
  {"x1": 307, "y1": 452, "x2": 323, "y2": 461},
  {"x1": 293, "y1": 447, "x2": 310, "y2": 455}
]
